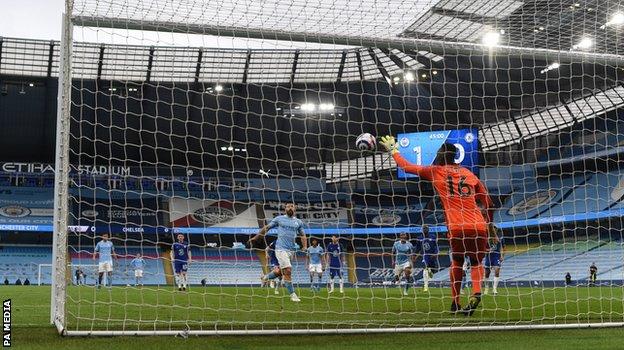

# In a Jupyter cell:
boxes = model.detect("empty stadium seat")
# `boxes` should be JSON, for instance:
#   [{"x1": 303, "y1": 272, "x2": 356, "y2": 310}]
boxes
[
  {"x1": 430, "y1": 240, "x2": 624, "y2": 283},
  {"x1": 0, "y1": 246, "x2": 53, "y2": 284}
]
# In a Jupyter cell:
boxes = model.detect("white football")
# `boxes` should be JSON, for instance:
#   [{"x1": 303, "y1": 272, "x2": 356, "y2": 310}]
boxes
[{"x1": 356, "y1": 133, "x2": 376, "y2": 151}]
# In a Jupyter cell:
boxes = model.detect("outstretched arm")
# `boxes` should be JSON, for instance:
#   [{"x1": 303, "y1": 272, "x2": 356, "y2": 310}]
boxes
[
  {"x1": 393, "y1": 153, "x2": 436, "y2": 180},
  {"x1": 379, "y1": 136, "x2": 435, "y2": 180},
  {"x1": 248, "y1": 224, "x2": 272, "y2": 246}
]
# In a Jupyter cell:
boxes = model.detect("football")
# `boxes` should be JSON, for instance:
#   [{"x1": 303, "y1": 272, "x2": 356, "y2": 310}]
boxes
[{"x1": 356, "y1": 133, "x2": 376, "y2": 151}]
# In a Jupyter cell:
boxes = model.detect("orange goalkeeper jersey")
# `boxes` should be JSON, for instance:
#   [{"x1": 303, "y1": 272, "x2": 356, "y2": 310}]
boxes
[{"x1": 393, "y1": 152, "x2": 493, "y2": 236}]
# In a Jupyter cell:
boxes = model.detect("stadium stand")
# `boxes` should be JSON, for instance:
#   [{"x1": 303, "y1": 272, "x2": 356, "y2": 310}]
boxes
[
  {"x1": 185, "y1": 248, "x2": 262, "y2": 285},
  {"x1": 0, "y1": 102, "x2": 622, "y2": 290},
  {"x1": 70, "y1": 246, "x2": 167, "y2": 285},
  {"x1": 495, "y1": 173, "x2": 592, "y2": 223},
  {"x1": 185, "y1": 249, "x2": 317, "y2": 285},
  {"x1": 0, "y1": 246, "x2": 52, "y2": 285},
  {"x1": 529, "y1": 242, "x2": 624, "y2": 281},
  {"x1": 427, "y1": 239, "x2": 624, "y2": 285},
  {"x1": 540, "y1": 119, "x2": 624, "y2": 162}
]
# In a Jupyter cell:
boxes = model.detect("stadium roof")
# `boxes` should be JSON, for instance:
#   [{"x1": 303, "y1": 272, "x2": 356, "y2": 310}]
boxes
[
  {"x1": 480, "y1": 85, "x2": 624, "y2": 151},
  {"x1": 1, "y1": 36, "x2": 622, "y2": 168},
  {"x1": 0, "y1": 37, "x2": 440, "y2": 83}
]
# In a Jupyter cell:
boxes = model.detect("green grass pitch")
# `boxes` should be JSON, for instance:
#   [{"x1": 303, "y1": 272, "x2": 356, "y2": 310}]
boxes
[{"x1": 6, "y1": 285, "x2": 624, "y2": 349}]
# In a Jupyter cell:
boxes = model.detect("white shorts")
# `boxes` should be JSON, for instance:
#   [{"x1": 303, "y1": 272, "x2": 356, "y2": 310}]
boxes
[
  {"x1": 308, "y1": 263, "x2": 323, "y2": 273},
  {"x1": 98, "y1": 261, "x2": 113, "y2": 273},
  {"x1": 394, "y1": 261, "x2": 412, "y2": 276},
  {"x1": 134, "y1": 269, "x2": 143, "y2": 278},
  {"x1": 275, "y1": 250, "x2": 293, "y2": 269}
]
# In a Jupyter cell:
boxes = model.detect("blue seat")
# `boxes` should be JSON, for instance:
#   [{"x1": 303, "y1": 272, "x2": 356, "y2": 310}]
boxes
[
  {"x1": 141, "y1": 180, "x2": 157, "y2": 190},
  {"x1": 42, "y1": 177, "x2": 55, "y2": 187},
  {"x1": 21, "y1": 178, "x2": 38, "y2": 187}
]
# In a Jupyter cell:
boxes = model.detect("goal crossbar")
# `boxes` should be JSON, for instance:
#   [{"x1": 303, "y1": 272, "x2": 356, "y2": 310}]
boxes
[{"x1": 71, "y1": 15, "x2": 624, "y2": 65}]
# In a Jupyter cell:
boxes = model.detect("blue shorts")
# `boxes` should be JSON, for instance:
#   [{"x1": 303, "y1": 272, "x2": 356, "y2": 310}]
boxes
[
  {"x1": 329, "y1": 267, "x2": 341, "y2": 278},
  {"x1": 423, "y1": 256, "x2": 438, "y2": 269},
  {"x1": 484, "y1": 256, "x2": 501, "y2": 267},
  {"x1": 270, "y1": 259, "x2": 280, "y2": 269},
  {"x1": 174, "y1": 261, "x2": 189, "y2": 273}
]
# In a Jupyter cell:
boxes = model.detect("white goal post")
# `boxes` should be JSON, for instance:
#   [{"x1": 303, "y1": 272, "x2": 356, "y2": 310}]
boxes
[
  {"x1": 51, "y1": 0, "x2": 624, "y2": 336},
  {"x1": 51, "y1": 4, "x2": 73, "y2": 332},
  {"x1": 38, "y1": 264, "x2": 52, "y2": 286},
  {"x1": 39, "y1": 263, "x2": 99, "y2": 286}
]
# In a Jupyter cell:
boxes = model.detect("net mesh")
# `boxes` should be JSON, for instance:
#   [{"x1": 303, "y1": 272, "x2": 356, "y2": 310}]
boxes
[{"x1": 50, "y1": 0, "x2": 624, "y2": 334}]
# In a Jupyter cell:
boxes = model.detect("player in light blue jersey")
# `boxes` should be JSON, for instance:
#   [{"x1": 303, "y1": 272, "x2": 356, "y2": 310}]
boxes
[
  {"x1": 249, "y1": 203, "x2": 307, "y2": 302},
  {"x1": 170, "y1": 234, "x2": 192, "y2": 291},
  {"x1": 94, "y1": 233, "x2": 117, "y2": 288},
  {"x1": 306, "y1": 239, "x2": 325, "y2": 292},
  {"x1": 484, "y1": 223, "x2": 504, "y2": 295},
  {"x1": 392, "y1": 233, "x2": 415, "y2": 296},
  {"x1": 130, "y1": 253, "x2": 146, "y2": 286},
  {"x1": 326, "y1": 235, "x2": 344, "y2": 293},
  {"x1": 415, "y1": 225, "x2": 439, "y2": 292}
]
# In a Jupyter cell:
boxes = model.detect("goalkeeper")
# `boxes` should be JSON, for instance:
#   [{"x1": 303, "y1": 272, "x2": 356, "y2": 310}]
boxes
[{"x1": 379, "y1": 136, "x2": 494, "y2": 315}]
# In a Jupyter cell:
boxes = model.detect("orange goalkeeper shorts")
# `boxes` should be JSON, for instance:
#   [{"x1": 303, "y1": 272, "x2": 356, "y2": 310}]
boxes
[{"x1": 449, "y1": 233, "x2": 488, "y2": 265}]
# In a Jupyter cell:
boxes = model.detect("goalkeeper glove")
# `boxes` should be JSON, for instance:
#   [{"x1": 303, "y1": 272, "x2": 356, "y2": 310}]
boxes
[{"x1": 379, "y1": 135, "x2": 399, "y2": 154}]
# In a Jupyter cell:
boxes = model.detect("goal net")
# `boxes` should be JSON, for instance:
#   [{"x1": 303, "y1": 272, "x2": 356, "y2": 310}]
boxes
[{"x1": 51, "y1": 0, "x2": 624, "y2": 335}]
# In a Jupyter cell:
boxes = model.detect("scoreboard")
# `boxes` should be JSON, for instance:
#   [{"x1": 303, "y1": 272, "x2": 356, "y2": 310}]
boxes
[{"x1": 396, "y1": 129, "x2": 479, "y2": 179}]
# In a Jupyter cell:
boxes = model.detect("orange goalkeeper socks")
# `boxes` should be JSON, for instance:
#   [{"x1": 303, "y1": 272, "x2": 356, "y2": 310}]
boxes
[
  {"x1": 470, "y1": 264, "x2": 484, "y2": 295},
  {"x1": 450, "y1": 260, "x2": 463, "y2": 305}
]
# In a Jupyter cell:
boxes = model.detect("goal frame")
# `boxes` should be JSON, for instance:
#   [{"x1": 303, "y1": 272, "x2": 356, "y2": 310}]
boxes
[
  {"x1": 51, "y1": 6, "x2": 73, "y2": 334},
  {"x1": 51, "y1": 0, "x2": 624, "y2": 336},
  {"x1": 71, "y1": 15, "x2": 624, "y2": 65}
]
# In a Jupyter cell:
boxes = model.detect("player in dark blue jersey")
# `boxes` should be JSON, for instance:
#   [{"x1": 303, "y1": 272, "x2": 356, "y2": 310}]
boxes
[
  {"x1": 170, "y1": 233, "x2": 192, "y2": 291},
  {"x1": 483, "y1": 223, "x2": 504, "y2": 295},
  {"x1": 325, "y1": 235, "x2": 344, "y2": 293},
  {"x1": 264, "y1": 240, "x2": 282, "y2": 294},
  {"x1": 415, "y1": 225, "x2": 439, "y2": 292}
]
